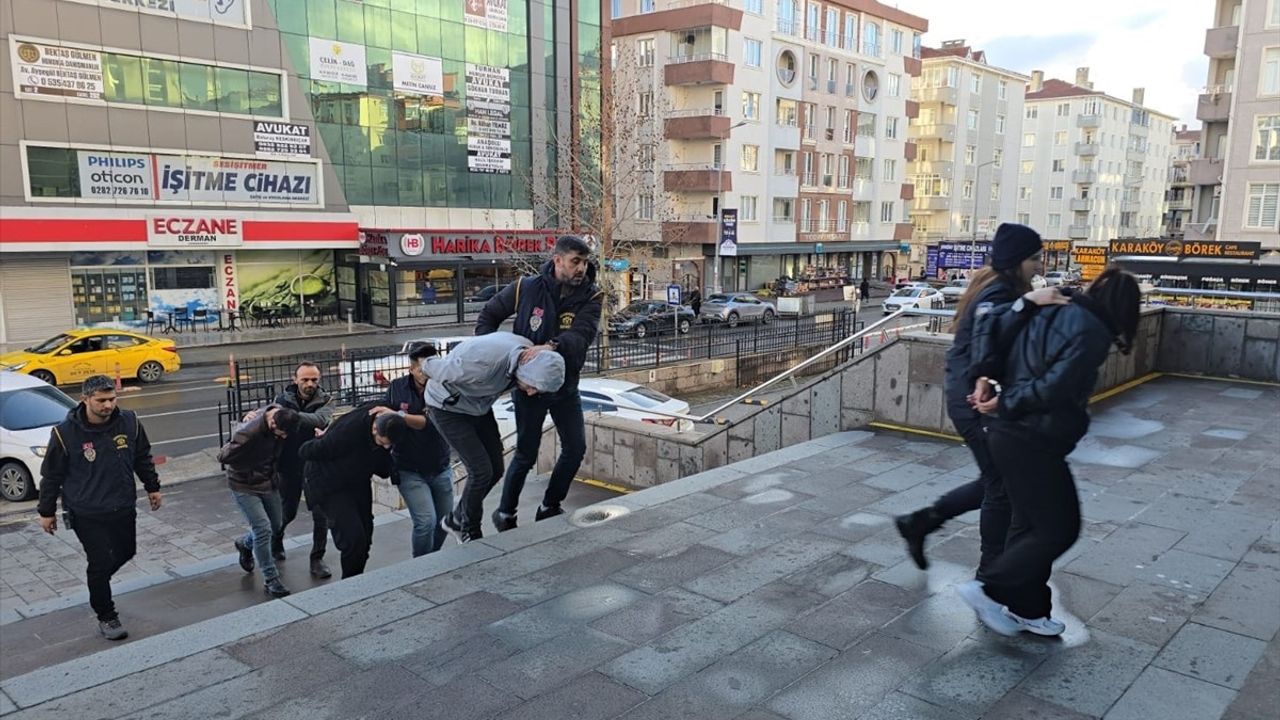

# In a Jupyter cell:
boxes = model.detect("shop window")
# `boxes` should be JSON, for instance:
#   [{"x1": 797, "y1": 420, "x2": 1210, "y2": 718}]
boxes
[
  {"x1": 94, "y1": 51, "x2": 285, "y2": 118},
  {"x1": 25, "y1": 146, "x2": 77, "y2": 198},
  {"x1": 150, "y1": 266, "x2": 215, "y2": 291}
]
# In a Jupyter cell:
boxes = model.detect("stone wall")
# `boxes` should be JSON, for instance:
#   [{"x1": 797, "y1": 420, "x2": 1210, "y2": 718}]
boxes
[
  {"x1": 606, "y1": 346, "x2": 824, "y2": 397},
  {"x1": 1156, "y1": 308, "x2": 1280, "y2": 382}
]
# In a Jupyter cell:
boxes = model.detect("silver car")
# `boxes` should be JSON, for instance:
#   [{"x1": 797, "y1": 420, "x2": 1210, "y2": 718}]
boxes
[{"x1": 699, "y1": 293, "x2": 776, "y2": 327}]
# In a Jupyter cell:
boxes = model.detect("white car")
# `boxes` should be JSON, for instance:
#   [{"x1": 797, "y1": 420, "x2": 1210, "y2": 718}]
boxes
[
  {"x1": 0, "y1": 372, "x2": 77, "y2": 501},
  {"x1": 493, "y1": 378, "x2": 694, "y2": 436},
  {"x1": 940, "y1": 279, "x2": 970, "y2": 303},
  {"x1": 883, "y1": 287, "x2": 944, "y2": 314},
  {"x1": 337, "y1": 336, "x2": 471, "y2": 402}
]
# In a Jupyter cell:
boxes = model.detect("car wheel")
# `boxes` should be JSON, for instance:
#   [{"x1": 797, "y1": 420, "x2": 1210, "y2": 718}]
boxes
[
  {"x1": 137, "y1": 360, "x2": 164, "y2": 384},
  {"x1": 0, "y1": 461, "x2": 34, "y2": 502},
  {"x1": 634, "y1": 323, "x2": 649, "y2": 339},
  {"x1": 761, "y1": 310, "x2": 774, "y2": 325},
  {"x1": 727, "y1": 312, "x2": 740, "y2": 328},
  {"x1": 29, "y1": 369, "x2": 56, "y2": 385},
  {"x1": 677, "y1": 318, "x2": 691, "y2": 334}
]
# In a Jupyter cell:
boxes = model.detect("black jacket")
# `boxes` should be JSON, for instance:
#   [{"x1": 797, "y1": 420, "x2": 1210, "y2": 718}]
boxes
[
  {"x1": 475, "y1": 259, "x2": 603, "y2": 392},
  {"x1": 944, "y1": 279, "x2": 1021, "y2": 419},
  {"x1": 273, "y1": 383, "x2": 334, "y2": 480},
  {"x1": 970, "y1": 291, "x2": 1116, "y2": 454},
  {"x1": 217, "y1": 408, "x2": 286, "y2": 496},
  {"x1": 38, "y1": 405, "x2": 159, "y2": 518},
  {"x1": 384, "y1": 374, "x2": 450, "y2": 479},
  {"x1": 297, "y1": 402, "x2": 392, "y2": 503}
]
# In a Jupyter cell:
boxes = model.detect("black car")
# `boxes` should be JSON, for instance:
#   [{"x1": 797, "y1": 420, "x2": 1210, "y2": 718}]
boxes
[{"x1": 608, "y1": 301, "x2": 695, "y2": 338}]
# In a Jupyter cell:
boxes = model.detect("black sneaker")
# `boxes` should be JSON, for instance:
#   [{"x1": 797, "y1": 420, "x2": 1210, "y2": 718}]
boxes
[
  {"x1": 534, "y1": 504, "x2": 565, "y2": 522},
  {"x1": 894, "y1": 508, "x2": 943, "y2": 570},
  {"x1": 440, "y1": 510, "x2": 481, "y2": 543},
  {"x1": 98, "y1": 616, "x2": 128, "y2": 641},
  {"x1": 271, "y1": 540, "x2": 286, "y2": 562},
  {"x1": 264, "y1": 577, "x2": 291, "y2": 598},
  {"x1": 234, "y1": 538, "x2": 255, "y2": 573},
  {"x1": 492, "y1": 509, "x2": 518, "y2": 533},
  {"x1": 310, "y1": 558, "x2": 332, "y2": 579}
]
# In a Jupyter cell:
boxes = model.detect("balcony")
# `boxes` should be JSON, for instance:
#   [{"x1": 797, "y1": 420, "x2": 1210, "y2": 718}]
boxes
[
  {"x1": 661, "y1": 220, "x2": 718, "y2": 244},
  {"x1": 1204, "y1": 25, "x2": 1238, "y2": 59},
  {"x1": 664, "y1": 55, "x2": 735, "y2": 86},
  {"x1": 800, "y1": 172, "x2": 818, "y2": 188},
  {"x1": 664, "y1": 164, "x2": 732, "y2": 193},
  {"x1": 1075, "y1": 141, "x2": 1100, "y2": 156},
  {"x1": 1076, "y1": 114, "x2": 1101, "y2": 129},
  {"x1": 915, "y1": 160, "x2": 954, "y2": 175},
  {"x1": 913, "y1": 195, "x2": 950, "y2": 211},
  {"x1": 1069, "y1": 198, "x2": 1092, "y2": 212},
  {"x1": 1124, "y1": 173, "x2": 1144, "y2": 188},
  {"x1": 1166, "y1": 196, "x2": 1192, "y2": 211},
  {"x1": 1189, "y1": 157, "x2": 1223, "y2": 185},
  {"x1": 1197, "y1": 86, "x2": 1232, "y2": 123},
  {"x1": 909, "y1": 124, "x2": 956, "y2": 142},
  {"x1": 893, "y1": 223, "x2": 913, "y2": 241},
  {"x1": 916, "y1": 86, "x2": 958, "y2": 105},
  {"x1": 1072, "y1": 169, "x2": 1097, "y2": 184},
  {"x1": 663, "y1": 109, "x2": 730, "y2": 140},
  {"x1": 903, "y1": 56, "x2": 922, "y2": 77},
  {"x1": 899, "y1": 183, "x2": 914, "y2": 200},
  {"x1": 1122, "y1": 200, "x2": 1142, "y2": 213},
  {"x1": 904, "y1": 141, "x2": 918, "y2": 161},
  {"x1": 1130, "y1": 121, "x2": 1149, "y2": 138},
  {"x1": 1067, "y1": 224, "x2": 1091, "y2": 239},
  {"x1": 1184, "y1": 220, "x2": 1217, "y2": 242},
  {"x1": 612, "y1": 1, "x2": 744, "y2": 37}
]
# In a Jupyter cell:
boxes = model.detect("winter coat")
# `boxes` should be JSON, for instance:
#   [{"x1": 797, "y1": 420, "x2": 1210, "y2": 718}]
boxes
[
  {"x1": 217, "y1": 406, "x2": 286, "y2": 496},
  {"x1": 297, "y1": 402, "x2": 392, "y2": 503},
  {"x1": 273, "y1": 383, "x2": 333, "y2": 480},
  {"x1": 944, "y1": 279, "x2": 1021, "y2": 420},
  {"x1": 37, "y1": 405, "x2": 158, "y2": 517}
]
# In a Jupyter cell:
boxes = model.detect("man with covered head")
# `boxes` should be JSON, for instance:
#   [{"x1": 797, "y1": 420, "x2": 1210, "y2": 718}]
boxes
[{"x1": 425, "y1": 331, "x2": 566, "y2": 543}]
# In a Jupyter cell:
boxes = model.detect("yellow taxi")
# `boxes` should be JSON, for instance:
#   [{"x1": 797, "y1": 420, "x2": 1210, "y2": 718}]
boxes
[{"x1": 0, "y1": 329, "x2": 181, "y2": 386}]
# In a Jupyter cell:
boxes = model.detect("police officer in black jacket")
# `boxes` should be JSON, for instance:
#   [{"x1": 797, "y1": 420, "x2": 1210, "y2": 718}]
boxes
[
  {"x1": 475, "y1": 235, "x2": 603, "y2": 532},
  {"x1": 37, "y1": 375, "x2": 162, "y2": 641}
]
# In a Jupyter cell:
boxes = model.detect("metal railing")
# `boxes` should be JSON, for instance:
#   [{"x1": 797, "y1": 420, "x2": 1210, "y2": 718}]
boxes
[{"x1": 667, "y1": 52, "x2": 728, "y2": 64}]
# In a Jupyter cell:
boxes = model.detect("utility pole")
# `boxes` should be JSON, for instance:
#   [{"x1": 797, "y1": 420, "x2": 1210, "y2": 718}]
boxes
[
  {"x1": 714, "y1": 119, "x2": 750, "y2": 294},
  {"x1": 970, "y1": 159, "x2": 998, "y2": 270}
]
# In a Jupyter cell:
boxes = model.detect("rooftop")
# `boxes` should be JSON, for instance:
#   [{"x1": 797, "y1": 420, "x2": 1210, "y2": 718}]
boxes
[{"x1": 1, "y1": 374, "x2": 1275, "y2": 719}]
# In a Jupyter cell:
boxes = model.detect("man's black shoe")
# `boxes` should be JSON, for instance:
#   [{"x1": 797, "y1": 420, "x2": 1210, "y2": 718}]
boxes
[
  {"x1": 894, "y1": 508, "x2": 943, "y2": 570},
  {"x1": 534, "y1": 504, "x2": 565, "y2": 522},
  {"x1": 492, "y1": 509, "x2": 518, "y2": 533},
  {"x1": 264, "y1": 578, "x2": 291, "y2": 598},
  {"x1": 271, "y1": 536, "x2": 285, "y2": 561},
  {"x1": 234, "y1": 538, "x2": 255, "y2": 573},
  {"x1": 310, "y1": 558, "x2": 332, "y2": 579},
  {"x1": 441, "y1": 511, "x2": 481, "y2": 543}
]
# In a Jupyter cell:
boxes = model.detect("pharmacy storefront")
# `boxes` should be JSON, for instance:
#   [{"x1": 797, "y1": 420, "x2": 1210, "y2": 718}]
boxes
[{"x1": 0, "y1": 208, "x2": 358, "y2": 347}]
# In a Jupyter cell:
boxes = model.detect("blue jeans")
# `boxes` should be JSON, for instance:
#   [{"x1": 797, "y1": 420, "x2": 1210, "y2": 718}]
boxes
[
  {"x1": 398, "y1": 467, "x2": 454, "y2": 557},
  {"x1": 498, "y1": 390, "x2": 587, "y2": 515},
  {"x1": 231, "y1": 489, "x2": 283, "y2": 581}
]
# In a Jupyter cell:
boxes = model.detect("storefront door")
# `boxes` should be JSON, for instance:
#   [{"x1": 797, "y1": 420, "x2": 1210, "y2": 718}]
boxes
[{"x1": 358, "y1": 264, "x2": 393, "y2": 327}]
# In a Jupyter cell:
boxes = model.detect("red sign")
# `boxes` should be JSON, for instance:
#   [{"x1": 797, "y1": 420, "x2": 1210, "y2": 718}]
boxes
[
  {"x1": 220, "y1": 253, "x2": 239, "y2": 311},
  {"x1": 383, "y1": 230, "x2": 559, "y2": 259},
  {"x1": 147, "y1": 214, "x2": 243, "y2": 247}
]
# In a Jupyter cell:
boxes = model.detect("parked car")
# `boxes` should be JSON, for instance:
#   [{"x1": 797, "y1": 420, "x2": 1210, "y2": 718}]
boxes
[
  {"x1": 0, "y1": 329, "x2": 180, "y2": 386},
  {"x1": 895, "y1": 279, "x2": 934, "y2": 291},
  {"x1": 940, "y1": 279, "x2": 970, "y2": 303},
  {"x1": 699, "y1": 293, "x2": 776, "y2": 327},
  {"x1": 337, "y1": 335, "x2": 470, "y2": 402},
  {"x1": 0, "y1": 372, "x2": 77, "y2": 501},
  {"x1": 493, "y1": 378, "x2": 694, "y2": 435},
  {"x1": 467, "y1": 284, "x2": 506, "y2": 303},
  {"x1": 883, "y1": 286, "x2": 944, "y2": 314},
  {"x1": 608, "y1": 301, "x2": 695, "y2": 338},
  {"x1": 1031, "y1": 274, "x2": 1048, "y2": 290},
  {"x1": 1044, "y1": 271, "x2": 1081, "y2": 287}
]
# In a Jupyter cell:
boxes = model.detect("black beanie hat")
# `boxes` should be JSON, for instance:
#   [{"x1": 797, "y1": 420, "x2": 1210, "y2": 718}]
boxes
[{"x1": 990, "y1": 223, "x2": 1043, "y2": 270}]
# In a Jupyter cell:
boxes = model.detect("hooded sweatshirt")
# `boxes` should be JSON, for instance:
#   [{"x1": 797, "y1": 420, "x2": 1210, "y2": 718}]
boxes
[
  {"x1": 38, "y1": 405, "x2": 158, "y2": 517},
  {"x1": 424, "y1": 332, "x2": 565, "y2": 416}
]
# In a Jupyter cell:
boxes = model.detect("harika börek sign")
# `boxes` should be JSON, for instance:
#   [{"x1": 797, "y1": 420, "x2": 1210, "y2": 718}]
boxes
[{"x1": 147, "y1": 215, "x2": 244, "y2": 248}]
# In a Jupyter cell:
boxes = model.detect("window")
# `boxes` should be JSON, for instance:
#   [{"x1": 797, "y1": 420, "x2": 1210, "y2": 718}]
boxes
[
  {"x1": 843, "y1": 109, "x2": 854, "y2": 142},
  {"x1": 962, "y1": 180, "x2": 973, "y2": 199},
  {"x1": 611, "y1": 0, "x2": 622, "y2": 18},
  {"x1": 1256, "y1": 115, "x2": 1280, "y2": 160},
  {"x1": 825, "y1": 8, "x2": 839, "y2": 46},
  {"x1": 807, "y1": 54, "x2": 819, "y2": 85},
  {"x1": 966, "y1": 109, "x2": 979, "y2": 130},
  {"x1": 947, "y1": 67, "x2": 960, "y2": 88},
  {"x1": 1270, "y1": 0, "x2": 1280, "y2": 25},
  {"x1": 806, "y1": 2, "x2": 820, "y2": 41},
  {"x1": 1052, "y1": 159, "x2": 1065, "y2": 172},
  {"x1": 960, "y1": 215, "x2": 971, "y2": 233},
  {"x1": 1023, "y1": 133, "x2": 1036, "y2": 147},
  {"x1": 742, "y1": 91, "x2": 761, "y2": 120},
  {"x1": 998, "y1": 80, "x2": 1008, "y2": 100},
  {"x1": 837, "y1": 201, "x2": 847, "y2": 230},
  {"x1": 863, "y1": 21, "x2": 880, "y2": 56},
  {"x1": 828, "y1": 58, "x2": 838, "y2": 83},
  {"x1": 803, "y1": 101, "x2": 816, "y2": 138},
  {"x1": 883, "y1": 159, "x2": 896, "y2": 181},
  {"x1": 887, "y1": 73, "x2": 901, "y2": 97},
  {"x1": 1026, "y1": 106, "x2": 1038, "y2": 119},
  {"x1": 638, "y1": 194, "x2": 654, "y2": 221},
  {"x1": 993, "y1": 149, "x2": 1003, "y2": 167},
  {"x1": 1019, "y1": 186, "x2": 1032, "y2": 200},
  {"x1": 1020, "y1": 160, "x2": 1034, "y2": 174},
  {"x1": 1017, "y1": 212, "x2": 1030, "y2": 225},
  {"x1": 880, "y1": 201, "x2": 894, "y2": 223},
  {"x1": 639, "y1": 143, "x2": 655, "y2": 171},
  {"x1": 857, "y1": 112, "x2": 876, "y2": 137},
  {"x1": 638, "y1": 92, "x2": 653, "y2": 116},
  {"x1": 890, "y1": 28, "x2": 904, "y2": 54},
  {"x1": 825, "y1": 105, "x2": 836, "y2": 132},
  {"x1": 885, "y1": 116, "x2": 898, "y2": 139},
  {"x1": 92, "y1": 50, "x2": 283, "y2": 117},
  {"x1": 1056, "y1": 102, "x2": 1070, "y2": 117},
  {"x1": 843, "y1": 15, "x2": 857, "y2": 51},
  {"x1": 745, "y1": 0, "x2": 762, "y2": 13},
  {"x1": 995, "y1": 114, "x2": 1006, "y2": 134},
  {"x1": 1048, "y1": 213, "x2": 1061, "y2": 228},
  {"x1": 640, "y1": 0, "x2": 654, "y2": 10},
  {"x1": 1054, "y1": 130, "x2": 1067, "y2": 146},
  {"x1": 1050, "y1": 186, "x2": 1064, "y2": 199},
  {"x1": 744, "y1": 39, "x2": 762, "y2": 67},
  {"x1": 638, "y1": 39, "x2": 655, "y2": 66},
  {"x1": 741, "y1": 195, "x2": 758, "y2": 221},
  {"x1": 845, "y1": 63, "x2": 856, "y2": 93},
  {"x1": 777, "y1": 98, "x2": 797, "y2": 126},
  {"x1": 741, "y1": 145, "x2": 759, "y2": 171},
  {"x1": 964, "y1": 145, "x2": 976, "y2": 164},
  {"x1": 1263, "y1": 49, "x2": 1280, "y2": 96},
  {"x1": 150, "y1": 266, "x2": 215, "y2": 290},
  {"x1": 1245, "y1": 183, "x2": 1279, "y2": 228},
  {"x1": 990, "y1": 184, "x2": 1000, "y2": 201},
  {"x1": 838, "y1": 155, "x2": 850, "y2": 186},
  {"x1": 970, "y1": 73, "x2": 981, "y2": 93}
]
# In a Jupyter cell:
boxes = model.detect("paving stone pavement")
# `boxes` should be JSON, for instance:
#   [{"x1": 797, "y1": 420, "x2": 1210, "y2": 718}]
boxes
[{"x1": 0, "y1": 376, "x2": 1275, "y2": 719}]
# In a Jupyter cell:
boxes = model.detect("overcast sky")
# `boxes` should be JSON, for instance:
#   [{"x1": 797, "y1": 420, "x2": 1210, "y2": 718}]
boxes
[{"x1": 906, "y1": 0, "x2": 1210, "y2": 129}]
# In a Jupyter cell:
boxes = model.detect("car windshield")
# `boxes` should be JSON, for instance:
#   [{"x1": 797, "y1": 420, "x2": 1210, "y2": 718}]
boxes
[
  {"x1": 0, "y1": 385, "x2": 76, "y2": 431},
  {"x1": 620, "y1": 303, "x2": 651, "y2": 314},
  {"x1": 890, "y1": 289, "x2": 917, "y2": 298},
  {"x1": 620, "y1": 386, "x2": 673, "y2": 408},
  {"x1": 27, "y1": 334, "x2": 74, "y2": 354},
  {"x1": 705, "y1": 294, "x2": 731, "y2": 303}
]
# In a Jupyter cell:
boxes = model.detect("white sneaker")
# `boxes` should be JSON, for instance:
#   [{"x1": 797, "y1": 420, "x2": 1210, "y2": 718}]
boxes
[
  {"x1": 956, "y1": 580, "x2": 1020, "y2": 637},
  {"x1": 1003, "y1": 610, "x2": 1066, "y2": 637}
]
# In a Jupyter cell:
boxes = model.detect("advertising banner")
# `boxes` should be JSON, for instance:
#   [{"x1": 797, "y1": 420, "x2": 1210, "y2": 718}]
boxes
[
  {"x1": 309, "y1": 38, "x2": 367, "y2": 87},
  {"x1": 719, "y1": 209, "x2": 738, "y2": 257},
  {"x1": 76, "y1": 0, "x2": 250, "y2": 27},
  {"x1": 253, "y1": 121, "x2": 311, "y2": 158},
  {"x1": 1180, "y1": 240, "x2": 1261, "y2": 260},
  {"x1": 12, "y1": 40, "x2": 103, "y2": 100},
  {"x1": 157, "y1": 155, "x2": 318, "y2": 204},
  {"x1": 936, "y1": 242, "x2": 990, "y2": 269},
  {"x1": 147, "y1": 214, "x2": 244, "y2": 248},
  {"x1": 1072, "y1": 243, "x2": 1109, "y2": 282},
  {"x1": 925, "y1": 246, "x2": 939, "y2": 278},
  {"x1": 77, "y1": 151, "x2": 155, "y2": 199},
  {"x1": 392, "y1": 51, "x2": 444, "y2": 97},
  {"x1": 463, "y1": 0, "x2": 508, "y2": 32},
  {"x1": 465, "y1": 63, "x2": 512, "y2": 174}
]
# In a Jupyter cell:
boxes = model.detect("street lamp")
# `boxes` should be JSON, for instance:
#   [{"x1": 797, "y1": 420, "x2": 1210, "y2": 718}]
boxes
[
  {"x1": 969, "y1": 158, "x2": 998, "y2": 270},
  {"x1": 714, "y1": 119, "x2": 751, "y2": 294}
]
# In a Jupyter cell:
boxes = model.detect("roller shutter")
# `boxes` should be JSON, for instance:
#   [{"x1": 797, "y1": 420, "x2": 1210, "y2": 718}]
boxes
[{"x1": 0, "y1": 255, "x2": 74, "y2": 347}]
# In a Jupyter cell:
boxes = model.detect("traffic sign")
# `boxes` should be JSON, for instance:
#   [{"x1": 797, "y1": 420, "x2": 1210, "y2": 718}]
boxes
[
  {"x1": 666, "y1": 284, "x2": 683, "y2": 305},
  {"x1": 815, "y1": 242, "x2": 824, "y2": 255}
]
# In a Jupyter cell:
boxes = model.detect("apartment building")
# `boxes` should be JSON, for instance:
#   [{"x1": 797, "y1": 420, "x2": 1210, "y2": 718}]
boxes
[
  {"x1": 1189, "y1": 0, "x2": 1279, "y2": 253},
  {"x1": 1164, "y1": 124, "x2": 1202, "y2": 238},
  {"x1": 1018, "y1": 68, "x2": 1176, "y2": 260},
  {"x1": 906, "y1": 40, "x2": 1027, "y2": 278},
  {"x1": 609, "y1": 0, "x2": 927, "y2": 294}
]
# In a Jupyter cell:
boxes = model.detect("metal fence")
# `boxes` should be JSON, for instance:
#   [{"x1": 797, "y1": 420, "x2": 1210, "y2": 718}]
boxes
[{"x1": 735, "y1": 312, "x2": 862, "y2": 387}]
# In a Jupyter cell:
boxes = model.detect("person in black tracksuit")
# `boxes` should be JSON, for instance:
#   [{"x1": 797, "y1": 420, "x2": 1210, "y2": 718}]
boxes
[
  {"x1": 37, "y1": 375, "x2": 162, "y2": 641},
  {"x1": 271, "y1": 363, "x2": 334, "y2": 579},
  {"x1": 956, "y1": 267, "x2": 1140, "y2": 636},
  {"x1": 297, "y1": 402, "x2": 404, "y2": 578},
  {"x1": 894, "y1": 223, "x2": 1045, "y2": 576},
  {"x1": 475, "y1": 235, "x2": 603, "y2": 531}
]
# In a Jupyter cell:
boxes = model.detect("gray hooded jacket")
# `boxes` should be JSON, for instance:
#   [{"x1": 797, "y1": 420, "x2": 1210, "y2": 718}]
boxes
[{"x1": 424, "y1": 332, "x2": 566, "y2": 416}]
